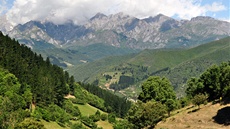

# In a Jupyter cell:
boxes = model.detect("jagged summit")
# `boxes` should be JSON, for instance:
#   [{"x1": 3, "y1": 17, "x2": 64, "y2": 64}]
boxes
[
  {"x1": 109, "y1": 12, "x2": 131, "y2": 19},
  {"x1": 191, "y1": 16, "x2": 215, "y2": 21},
  {"x1": 90, "y1": 12, "x2": 107, "y2": 21},
  {"x1": 4, "y1": 12, "x2": 230, "y2": 50},
  {"x1": 143, "y1": 14, "x2": 172, "y2": 23}
]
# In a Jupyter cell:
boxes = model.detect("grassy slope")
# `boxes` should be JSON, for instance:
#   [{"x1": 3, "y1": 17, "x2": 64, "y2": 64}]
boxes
[
  {"x1": 96, "y1": 120, "x2": 113, "y2": 129},
  {"x1": 41, "y1": 103, "x2": 112, "y2": 129},
  {"x1": 75, "y1": 103, "x2": 106, "y2": 116},
  {"x1": 72, "y1": 37, "x2": 229, "y2": 80},
  {"x1": 42, "y1": 120, "x2": 70, "y2": 129},
  {"x1": 35, "y1": 43, "x2": 139, "y2": 67},
  {"x1": 70, "y1": 37, "x2": 230, "y2": 97},
  {"x1": 155, "y1": 103, "x2": 230, "y2": 129},
  {"x1": 156, "y1": 38, "x2": 230, "y2": 96},
  {"x1": 126, "y1": 36, "x2": 230, "y2": 72},
  {"x1": 69, "y1": 54, "x2": 135, "y2": 82},
  {"x1": 75, "y1": 103, "x2": 113, "y2": 129}
]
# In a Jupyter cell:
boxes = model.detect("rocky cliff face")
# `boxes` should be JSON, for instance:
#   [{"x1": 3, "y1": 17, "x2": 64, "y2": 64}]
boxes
[{"x1": 5, "y1": 13, "x2": 230, "y2": 50}]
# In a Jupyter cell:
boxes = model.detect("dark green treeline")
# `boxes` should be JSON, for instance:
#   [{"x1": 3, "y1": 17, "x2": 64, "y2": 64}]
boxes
[
  {"x1": 0, "y1": 32, "x2": 74, "y2": 106},
  {"x1": 80, "y1": 82, "x2": 131, "y2": 118}
]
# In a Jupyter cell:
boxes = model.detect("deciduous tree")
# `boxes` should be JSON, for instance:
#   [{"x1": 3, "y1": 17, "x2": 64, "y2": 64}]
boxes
[
  {"x1": 127, "y1": 101, "x2": 167, "y2": 129},
  {"x1": 138, "y1": 76, "x2": 176, "y2": 103}
]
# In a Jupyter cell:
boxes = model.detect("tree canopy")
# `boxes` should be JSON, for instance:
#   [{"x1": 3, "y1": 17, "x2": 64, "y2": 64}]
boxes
[
  {"x1": 138, "y1": 76, "x2": 176, "y2": 103},
  {"x1": 0, "y1": 32, "x2": 73, "y2": 106},
  {"x1": 127, "y1": 101, "x2": 167, "y2": 129},
  {"x1": 0, "y1": 68, "x2": 30, "y2": 128},
  {"x1": 186, "y1": 62, "x2": 230, "y2": 101}
]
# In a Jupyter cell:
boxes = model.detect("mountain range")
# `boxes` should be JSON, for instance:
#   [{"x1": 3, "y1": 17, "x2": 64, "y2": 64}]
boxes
[
  {"x1": 1, "y1": 13, "x2": 229, "y2": 68},
  {"x1": 4, "y1": 12, "x2": 230, "y2": 51}
]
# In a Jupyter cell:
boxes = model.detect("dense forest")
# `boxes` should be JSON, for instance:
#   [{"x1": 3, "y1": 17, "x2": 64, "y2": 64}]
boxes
[
  {"x1": 0, "y1": 31, "x2": 77, "y2": 128},
  {"x1": 0, "y1": 32, "x2": 74, "y2": 107}
]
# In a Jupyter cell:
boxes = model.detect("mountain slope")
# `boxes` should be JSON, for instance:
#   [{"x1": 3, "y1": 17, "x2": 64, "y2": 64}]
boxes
[
  {"x1": 35, "y1": 43, "x2": 139, "y2": 67},
  {"x1": 69, "y1": 37, "x2": 230, "y2": 97},
  {"x1": 156, "y1": 103, "x2": 230, "y2": 129}
]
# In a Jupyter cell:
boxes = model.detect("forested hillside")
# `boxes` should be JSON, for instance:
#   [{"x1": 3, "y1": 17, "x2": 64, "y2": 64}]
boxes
[
  {"x1": 113, "y1": 62, "x2": 230, "y2": 129},
  {"x1": 70, "y1": 37, "x2": 230, "y2": 98},
  {"x1": 0, "y1": 32, "x2": 131, "y2": 128},
  {"x1": 0, "y1": 31, "x2": 76, "y2": 128},
  {"x1": 0, "y1": 32, "x2": 73, "y2": 106}
]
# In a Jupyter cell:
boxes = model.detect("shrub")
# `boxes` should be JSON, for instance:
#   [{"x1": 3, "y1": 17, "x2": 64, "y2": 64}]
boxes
[
  {"x1": 100, "y1": 114, "x2": 108, "y2": 121},
  {"x1": 15, "y1": 118, "x2": 46, "y2": 129},
  {"x1": 192, "y1": 93, "x2": 208, "y2": 109},
  {"x1": 62, "y1": 100, "x2": 81, "y2": 117},
  {"x1": 89, "y1": 115, "x2": 100, "y2": 122},
  {"x1": 71, "y1": 123, "x2": 87, "y2": 129},
  {"x1": 108, "y1": 113, "x2": 116, "y2": 123}
]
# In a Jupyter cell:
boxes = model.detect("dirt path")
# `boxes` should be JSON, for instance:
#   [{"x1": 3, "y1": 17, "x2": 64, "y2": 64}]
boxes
[{"x1": 64, "y1": 94, "x2": 76, "y2": 99}]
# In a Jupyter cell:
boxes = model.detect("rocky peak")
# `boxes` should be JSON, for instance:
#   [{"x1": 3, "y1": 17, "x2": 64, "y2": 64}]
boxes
[
  {"x1": 90, "y1": 13, "x2": 107, "y2": 21},
  {"x1": 144, "y1": 14, "x2": 173, "y2": 23},
  {"x1": 190, "y1": 16, "x2": 215, "y2": 22},
  {"x1": 86, "y1": 12, "x2": 137, "y2": 31},
  {"x1": 14, "y1": 21, "x2": 44, "y2": 32},
  {"x1": 109, "y1": 12, "x2": 131, "y2": 20},
  {"x1": 4, "y1": 12, "x2": 230, "y2": 50}
]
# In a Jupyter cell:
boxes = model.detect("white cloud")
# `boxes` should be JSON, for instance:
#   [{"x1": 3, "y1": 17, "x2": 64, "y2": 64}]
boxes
[
  {"x1": 0, "y1": 0, "x2": 8, "y2": 15},
  {"x1": 220, "y1": 17, "x2": 230, "y2": 23},
  {"x1": 4, "y1": 0, "x2": 227, "y2": 26},
  {"x1": 204, "y1": 2, "x2": 226, "y2": 12}
]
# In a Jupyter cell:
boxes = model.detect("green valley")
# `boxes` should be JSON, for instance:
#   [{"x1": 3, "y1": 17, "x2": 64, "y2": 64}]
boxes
[
  {"x1": 69, "y1": 37, "x2": 230, "y2": 98},
  {"x1": 34, "y1": 43, "x2": 139, "y2": 68}
]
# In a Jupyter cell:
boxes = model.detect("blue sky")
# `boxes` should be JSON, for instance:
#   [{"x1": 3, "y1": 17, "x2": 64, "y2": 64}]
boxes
[
  {"x1": 0, "y1": 0, "x2": 229, "y2": 26},
  {"x1": 200, "y1": 0, "x2": 229, "y2": 20}
]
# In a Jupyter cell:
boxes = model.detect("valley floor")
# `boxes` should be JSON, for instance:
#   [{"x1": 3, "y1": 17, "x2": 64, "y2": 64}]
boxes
[{"x1": 156, "y1": 103, "x2": 230, "y2": 129}]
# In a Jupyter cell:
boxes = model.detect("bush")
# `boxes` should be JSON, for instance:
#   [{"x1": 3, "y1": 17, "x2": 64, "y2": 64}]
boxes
[
  {"x1": 47, "y1": 104, "x2": 71, "y2": 123},
  {"x1": 32, "y1": 107, "x2": 50, "y2": 121},
  {"x1": 62, "y1": 100, "x2": 81, "y2": 117},
  {"x1": 81, "y1": 116, "x2": 97, "y2": 128},
  {"x1": 100, "y1": 114, "x2": 107, "y2": 121},
  {"x1": 32, "y1": 104, "x2": 71, "y2": 124},
  {"x1": 192, "y1": 93, "x2": 208, "y2": 108},
  {"x1": 108, "y1": 113, "x2": 116, "y2": 123},
  {"x1": 127, "y1": 101, "x2": 167, "y2": 129},
  {"x1": 89, "y1": 115, "x2": 100, "y2": 122},
  {"x1": 165, "y1": 99, "x2": 177, "y2": 116},
  {"x1": 179, "y1": 97, "x2": 190, "y2": 108},
  {"x1": 15, "y1": 118, "x2": 46, "y2": 129},
  {"x1": 71, "y1": 123, "x2": 87, "y2": 129},
  {"x1": 113, "y1": 119, "x2": 133, "y2": 129}
]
